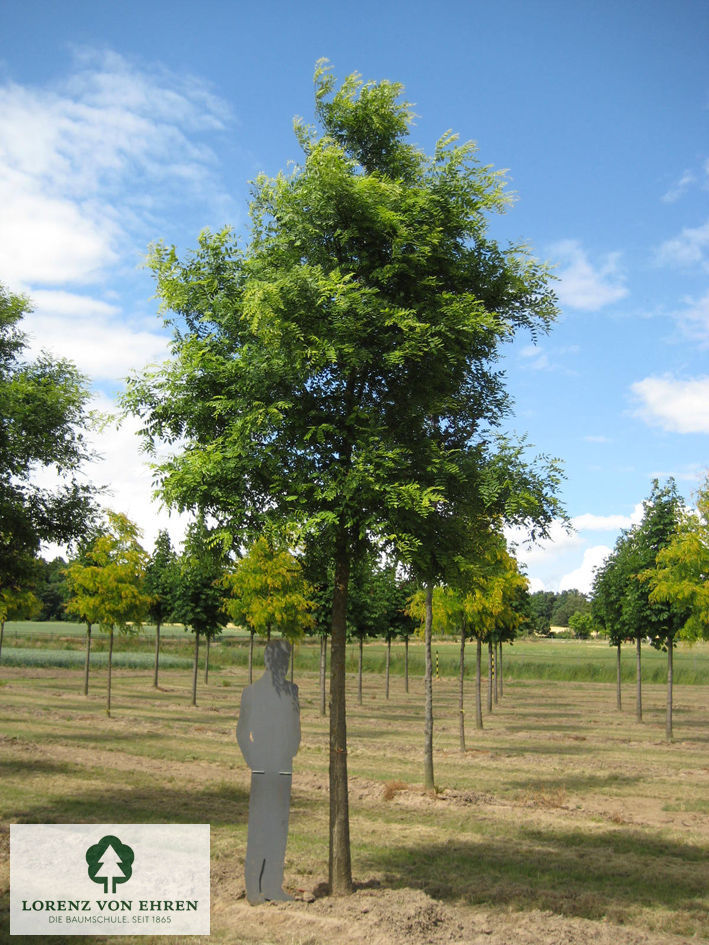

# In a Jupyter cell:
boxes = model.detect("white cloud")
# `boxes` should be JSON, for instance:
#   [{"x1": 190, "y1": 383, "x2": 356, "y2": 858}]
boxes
[
  {"x1": 631, "y1": 375, "x2": 709, "y2": 434},
  {"x1": 26, "y1": 311, "x2": 169, "y2": 382},
  {"x1": 505, "y1": 519, "x2": 581, "y2": 564},
  {"x1": 0, "y1": 48, "x2": 232, "y2": 290},
  {"x1": 30, "y1": 290, "x2": 121, "y2": 319},
  {"x1": 559, "y1": 545, "x2": 611, "y2": 594},
  {"x1": 661, "y1": 170, "x2": 696, "y2": 203},
  {"x1": 672, "y1": 291, "x2": 709, "y2": 346},
  {"x1": 550, "y1": 240, "x2": 628, "y2": 311},
  {"x1": 39, "y1": 394, "x2": 191, "y2": 558},
  {"x1": 656, "y1": 218, "x2": 709, "y2": 271},
  {"x1": 571, "y1": 509, "x2": 640, "y2": 531},
  {"x1": 583, "y1": 434, "x2": 611, "y2": 443}
]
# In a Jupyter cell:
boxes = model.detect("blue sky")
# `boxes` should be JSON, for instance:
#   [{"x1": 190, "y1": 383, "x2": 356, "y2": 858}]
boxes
[{"x1": 1, "y1": 0, "x2": 707, "y2": 592}]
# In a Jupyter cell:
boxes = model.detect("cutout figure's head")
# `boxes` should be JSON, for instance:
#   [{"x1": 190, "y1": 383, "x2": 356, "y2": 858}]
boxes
[{"x1": 264, "y1": 639, "x2": 291, "y2": 681}]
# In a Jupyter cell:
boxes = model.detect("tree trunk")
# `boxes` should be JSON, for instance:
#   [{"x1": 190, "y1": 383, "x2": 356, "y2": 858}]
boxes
[
  {"x1": 107, "y1": 627, "x2": 114, "y2": 717},
  {"x1": 475, "y1": 637, "x2": 483, "y2": 730},
  {"x1": 404, "y1": 636, "x2": 409, "y2": 693},
  {"x1": 385, "y1": 636, "x2": 391, "y2": 700},
  {"x1": 153, "y1": 620, "x2": 161, "y2": 688},
  {"x1": 204, "y1": 633, "x2": 210, "y2": 684},
  {"x1": 635, "y1": 635, "x2": 643, "y2": 722},
  {"x1": 423, "y1": 584, "x2": 435, "y2": 792},
  {"x1": 487, "y1": 640, "x2": 493, "y2": 713},
  {"x1": 494, "y1": 641, "x2": 499, "y2": 704},
  {"x1": 329, "y1": 536, "x2": 352, "y2": 895},
  {"x1": 616, "y1": 642, "x2": 622, "y2": 711},
  {"x1": 83, "y1": 623, "x2": 92, "y2": 696},
  {"x1": 248, "y1": 628, "x2": 254, "y2": 684},
  {"x1": 458, "y1": 624, "x2": 466, "y2": 752},
  {"x1": 357, "y1": 635, "x2": 363, "y2": 706},
  {"x1": 192, "y1": 631, "x2": 200, "y2": 707},
  {"x1": 499, "y1": 643, "x2": 504, "y2": 699},
  {"x1": 666, "y1": 641, "x2": 673, "y2": 741},
  {"x1": 320, "y1": 634, "x2": 328, "y2": 717}
]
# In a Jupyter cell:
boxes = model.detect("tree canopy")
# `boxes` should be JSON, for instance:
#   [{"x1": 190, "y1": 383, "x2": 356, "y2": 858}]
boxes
[
  {"x1": 0, "y1": 284, "x2": 98, "y2": 589},
  {"x1": 644, "y1": 475, "x2": 709, "y2": 643}
]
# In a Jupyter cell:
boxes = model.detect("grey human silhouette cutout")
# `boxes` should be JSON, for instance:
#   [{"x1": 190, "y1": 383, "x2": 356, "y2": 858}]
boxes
[{"x1": 236, "y1": 639, "x2": 300, "y2": 904}]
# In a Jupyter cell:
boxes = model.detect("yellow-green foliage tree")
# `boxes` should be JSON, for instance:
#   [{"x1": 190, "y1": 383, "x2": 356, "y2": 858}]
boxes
[
  {"x1": 0, "y1": 586, "x2": 40, "y2": 660},
  {"x1": 222, "y1": 535, "x2": 315, "y2": 681},
  {"x1": 460, "y1": 539, "x2": 527, "y2": 734},
  {"x1": 646, "y1": 475, "x2": 709, "y2": 643},
  {"x1": 66, "y1": 512, "x2": 150, "y2": 716}
]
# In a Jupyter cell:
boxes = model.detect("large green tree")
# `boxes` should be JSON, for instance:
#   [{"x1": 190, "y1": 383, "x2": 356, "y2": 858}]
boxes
[
  {"x1": 124, "y1": 63, "x2": 559, "y2": 893},
  {"x1": 0, "y1": 284, "x2": 98, "y2": 588}
]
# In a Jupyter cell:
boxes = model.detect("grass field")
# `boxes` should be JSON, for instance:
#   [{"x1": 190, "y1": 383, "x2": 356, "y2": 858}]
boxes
[
  {"x1": 1, "y1": 634, "x2": 707, "y2": 945},
  {"x1": 3, "y1": 621, "x2": 709, "y2": 684}
]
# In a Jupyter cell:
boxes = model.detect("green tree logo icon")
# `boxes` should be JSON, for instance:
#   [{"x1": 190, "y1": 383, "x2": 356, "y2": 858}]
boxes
[{"x1": 86, "y1": 835, "x2": 134, "y2": 894}]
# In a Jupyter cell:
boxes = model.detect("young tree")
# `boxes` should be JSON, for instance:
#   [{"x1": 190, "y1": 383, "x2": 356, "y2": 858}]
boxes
[
  {"x1": 645, "y1": 475, "x2": 709, "y2": 644},
  {"x1": 222, "y1": 534, "x2": 315, "y2": 682},
  {"x1": 593, "y1": 545, "x2": 629, "y2": 712},
  {"x1": 65, "y1": 513, "x2": 150, "y2": 716},
  {"x1": 144, "y1": 530, "x2": 178, "y2": 688},
  {"x1": 592, "y1": 480, "x2": 687, "y2": 736},
  {"x1": 460, "y1": 538, "x2": 527, "y2": 734},
  {"x1": 0, "y1": 284, "x2": 98, "y2": 590},
  {"x1": 173, "y1": 519, "x2": 228, "y2": 707},
  {"x1": 124, "y1": 64, "x2": 559, "y2": 894}
]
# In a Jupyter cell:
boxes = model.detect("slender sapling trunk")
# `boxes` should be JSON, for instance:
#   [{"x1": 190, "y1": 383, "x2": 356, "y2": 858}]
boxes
[
  {"x1": 357, "y1": 635, "x2": 363, "y2": 706},
  {"x1": 319, "y1": 634, "x2": 327, "y2": 716},
  {"x1": 616, "y1": 642, "x2": 622, "y2": 711},
  {"x1": 487, "y1": 640, "x2": 493, "y2": 712},
  {"x1": 423, "y1": 584, "x2": 434, "y2": 792},
  {"x1": 499, "y1": 643, "x2": 504, "y2": 699},
  {"x1": 494, "y1": 641, "x2": 499, "y2": 704},
  {"x1": 385, "y1": 636, "x2": 391, "y2": 700},
  {"x1": 666, "y1": 641, "x2": 673, "y2": 742},
  {"x1": 107, "y1": 627, "x2": 114, "y2": 717},
  {"x1": 192, "y1": 631, "x2": 200, "y2": 707},
  {"x1": 636, "y1": 635, "x2": 643, "y2": 722},
  {"x1": 153, "y1": 620, "x2": 161, "y2": 688},
  {"x1": 204, "y1": 633, "x2": 210, "y2": 684},
  {"x1": 475, "y1": 637, "x2": 483, "y2": 730},
  {"x1": 404, "y1": 636, "x2": 409, "y2": 693},
  {"x1": 458, "y1": 623, "x2": 466, "y2": 752},
  {"x1": 83, "y1": 623, "x2": 92, "y2": 696}
]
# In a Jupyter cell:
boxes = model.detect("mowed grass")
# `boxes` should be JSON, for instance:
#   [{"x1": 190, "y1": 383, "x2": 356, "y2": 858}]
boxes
[{"x1": 0, "y1": 642, "x2": 708, "y2": 945}]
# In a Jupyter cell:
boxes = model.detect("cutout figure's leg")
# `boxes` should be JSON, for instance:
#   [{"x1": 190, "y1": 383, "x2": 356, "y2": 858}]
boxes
[{"x1": 244, "y1": 774, "x2": 293, "y2": 903}]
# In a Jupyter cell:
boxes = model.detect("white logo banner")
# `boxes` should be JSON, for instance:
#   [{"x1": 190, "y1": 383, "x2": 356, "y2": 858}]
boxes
[{"x1": 10, "y1": 824, "x2": 210, "y2": 936}]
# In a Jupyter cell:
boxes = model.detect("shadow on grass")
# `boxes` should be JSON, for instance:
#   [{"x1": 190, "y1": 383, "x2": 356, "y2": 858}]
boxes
[
  {"x1": 5, "y1": 763, "x2": 250, "y2": 827},
  {"x1": 360, "y1": 823, "x2": 708, "y2": 933},
  {"x1": 507, "y1": 772, "x2": 640, "y2": 793}
]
